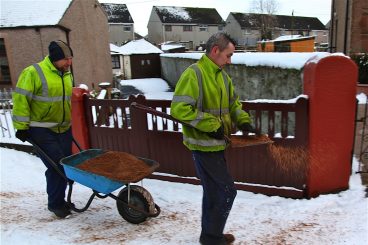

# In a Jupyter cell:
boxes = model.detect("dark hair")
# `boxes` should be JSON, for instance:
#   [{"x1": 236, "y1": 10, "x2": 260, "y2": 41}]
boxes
[{"x1": 205, "y1": 32, "x2": 237, "y2": 54}]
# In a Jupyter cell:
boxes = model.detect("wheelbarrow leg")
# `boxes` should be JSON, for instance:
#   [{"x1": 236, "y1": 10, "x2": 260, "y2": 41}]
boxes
[{"x1": 66, "y1": 181, "x2": 97, "y2": 213}]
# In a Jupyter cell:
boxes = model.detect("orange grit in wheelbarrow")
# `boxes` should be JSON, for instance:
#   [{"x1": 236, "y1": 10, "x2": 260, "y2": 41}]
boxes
[{"x1": 76, "y1": 151, "x2": 155, "y2": 183}]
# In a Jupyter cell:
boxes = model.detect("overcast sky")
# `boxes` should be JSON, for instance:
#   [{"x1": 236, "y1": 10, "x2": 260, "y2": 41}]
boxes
[{"x1": 99, "y1": 0, "x2": 332, "y2": 36}]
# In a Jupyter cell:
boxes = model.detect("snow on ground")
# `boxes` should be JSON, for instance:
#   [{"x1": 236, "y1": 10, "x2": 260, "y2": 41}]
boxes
[
  {"x1": 0, "y1": 147, "x2": 367, "y2": 245},
  {"x1": 119, "y1": 78, "x2": 174, "y2": 100}
]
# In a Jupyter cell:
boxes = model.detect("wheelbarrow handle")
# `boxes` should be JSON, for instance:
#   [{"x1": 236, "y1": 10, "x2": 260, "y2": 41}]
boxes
[
  {"x1": 26, "y1": 138, "x2": 68, "y2": 181},
  {"x1": 130, "y1": 102, "x2": 177, "y2": 122},
  {"x1": 130, "y1": 102, "x2": 231, "y2": 145},
  {"x1": 72, "y1": 137, "x2": 83, "y2": 152}
]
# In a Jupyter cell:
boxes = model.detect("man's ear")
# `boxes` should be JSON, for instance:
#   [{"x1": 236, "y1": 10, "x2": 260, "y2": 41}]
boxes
[{"x1": 212, "y1": 45, "x2": 219, "y2": 55}]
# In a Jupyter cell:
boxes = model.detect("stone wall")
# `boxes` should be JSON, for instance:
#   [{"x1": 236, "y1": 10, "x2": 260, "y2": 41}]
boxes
[{"x1": 160, "y1": 56, "x2": 303, "y2": 100}]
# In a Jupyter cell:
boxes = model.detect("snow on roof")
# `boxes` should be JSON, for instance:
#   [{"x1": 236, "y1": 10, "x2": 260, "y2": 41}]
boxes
[
  {"x1": 156, "y1": 6, "x2": 191, "y2": 21},
  {"x1": 259, "y1": 35, "x2": 315, "y2": 43},
  {"x1": 161, "y1": 52, "x2": 341, "y2": 70},
  {"x1": 161, "y1": 44, "x2": 185, "y2": 51},
  {"x1": 273, "y1": 35, "x2": 303, "y2": 41},
  {"x1": 0, "y1": 0, "x2": 73, "y2": 28},
  {"x1": 109, "y1": 43, "x2": 121, "y2": 54},
  {"x1": 118, "y1": 39, "x2": 163, "y2": 55},
  {"x1": 100, "y1": 3, "x2": 133, "y2": 23}
]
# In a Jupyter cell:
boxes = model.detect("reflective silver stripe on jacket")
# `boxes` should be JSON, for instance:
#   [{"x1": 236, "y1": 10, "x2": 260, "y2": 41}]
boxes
[
  {"x1": 191, "y1": 64, "x2": 203, "y2": 111},
  {"x1": 33, "y1": 64, "x2": 49, "y2": 97},
  {"x1": 203, "y1": 108, "x2": 229, "y2": 115},
  {"x1": 15, "y1": 87, "x2": 70, "y2": 102},
  {"x1": 172, "y1": 95, "x2": 196, "y2": 105},
  {"x1": 32, "y1": 95, "x2": 71, "y2": 102},
  {"x1": 230, "y1": 91, "x2": 238, "y2": 106},
  {"x1": 12, "y1": 115, "x2": 30, "y2": 122},
  {"x1": 14, "y1": 65, "x2": 70, "y2": 102},
  {"x1": 183, "y1": 135, "x2": 226, "y2": 147},
  {"x1": 191, "y1": 63, "x2": 230, "y2": 112},
  {"x1": 14, "y1": 87, "x2": 33, "y2": 99},
  {"x1": 188, "y1": 111, "x2": 205, "y2": 127},
  {"x1": 222, "y1": 72, "x2": 229, "y2": 103},
  {"x1": 235, "y1": 108, "x2": 243, "y2": 117},
  {"x1": 29, "y1": 121, "x2": 71, "y2": 128}
]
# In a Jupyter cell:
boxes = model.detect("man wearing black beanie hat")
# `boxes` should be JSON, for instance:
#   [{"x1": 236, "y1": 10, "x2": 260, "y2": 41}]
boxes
[
  {"x1": 48, "y1": 40, "x2": 73, "y2": 72},
  {"x1": 12, "y1": 40, "x2": 74, "y2": 218}
]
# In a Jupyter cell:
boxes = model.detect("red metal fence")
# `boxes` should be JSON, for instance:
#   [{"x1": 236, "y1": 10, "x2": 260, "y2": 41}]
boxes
[{"x1": 82, "y1": 94, "x2": 309, "y2": 198}]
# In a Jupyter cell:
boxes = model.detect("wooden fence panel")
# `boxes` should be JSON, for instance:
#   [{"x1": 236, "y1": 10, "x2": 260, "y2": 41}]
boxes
[{"x1": 83, "y1": 95, "x2": 309, "y2": 198}]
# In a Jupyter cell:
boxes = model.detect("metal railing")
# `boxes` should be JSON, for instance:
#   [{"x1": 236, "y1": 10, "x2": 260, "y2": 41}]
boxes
[
  {"x1": 0, "y1": 88, "x2": 14, "y2": 139},
  {"x1": 355, "y1": 95, "x2": 368, "y2": 173}
]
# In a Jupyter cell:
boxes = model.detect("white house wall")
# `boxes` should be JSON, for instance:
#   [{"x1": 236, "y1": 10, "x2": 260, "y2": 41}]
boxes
[
  {"x1": 147, "y1": 9, "x2": 224, "y2": 50},
  {"x1": 225, "y1": 14, "x2": 242, "y2": 44},
  {"x1": 225, "y1": 14, "x2": 260, "y2": 47},
  {"x1": 311, "y1": 30, "x2": 328, "y2": 44},
  {"x1": 123, "y1": 55, "x2": 131, "y2": 79},
  {"x1": 108, "y1": 23, "x2": 135, "y2": 46},
  {"x1": 147, "y1": 9, "x2": 163, "y2": 45}
]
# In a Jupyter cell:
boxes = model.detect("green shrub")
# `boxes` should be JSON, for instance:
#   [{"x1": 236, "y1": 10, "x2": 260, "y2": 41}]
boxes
[{"x1": 351, "y1": 53, "x2": 368, "y2": 84}]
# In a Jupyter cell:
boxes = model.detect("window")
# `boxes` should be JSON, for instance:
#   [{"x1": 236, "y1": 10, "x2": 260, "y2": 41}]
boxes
[
  {"x1": 123, "y1": 25, "x2": 131, "y2": 32},
  {"x1": 183, "y1": 26, "x2": 192, "y2": 32},
  {"x1": 218, "y1": 26, "x2": 224, "y2": 31},
  {"x1": 244, "y1": 29, "x2": 251, "y2": 34},
  {"x1": 0, "y1": 38, "x2": 11, "y2": 84},
  {"x1": 141, "y1": 60, "x2": 145, "y2": 65},
  {"x1": 111, "y1": 55, "x2": 120, "y2": 69},
  {"x1": 165, "y1": 25, "x2": 172, "y2": 32},
  {"x1": 241, "y1": 28, "x2": 251, "y2": 35},
  {"x1": 199, "y1": 25, "x2": 208, "y2": 32},
  {"x1": 146, "y1": 60, "x2": 151, "y2": 65}
]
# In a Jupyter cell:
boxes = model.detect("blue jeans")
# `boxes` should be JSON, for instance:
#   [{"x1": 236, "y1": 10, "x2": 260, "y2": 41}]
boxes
[
  {"x1": 192, "y1": 150, "x2": 237, "y2": 244},
  {"x1": 29, "y1": 127, "x2": 72, "y2": 209}
]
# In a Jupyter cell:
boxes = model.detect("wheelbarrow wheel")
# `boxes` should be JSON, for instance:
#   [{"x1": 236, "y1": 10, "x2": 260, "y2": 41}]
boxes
[{"x1": 116, "y1": 185, "x2": 155, "y2": 224}]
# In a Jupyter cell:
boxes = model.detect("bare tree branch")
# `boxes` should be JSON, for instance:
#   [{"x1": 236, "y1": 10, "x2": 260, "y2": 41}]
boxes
[{"x1": 250, "y1": 0, "x2": 279, "y2": 40}]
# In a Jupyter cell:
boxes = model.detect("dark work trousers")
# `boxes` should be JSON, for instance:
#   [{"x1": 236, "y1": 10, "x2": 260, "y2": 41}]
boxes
[
  {"x1": 192, "y1": 150, "x2": 237, "y2": 245},
  {"x1": 29, "y1": 127, "x2": 72, "y2": 209}
]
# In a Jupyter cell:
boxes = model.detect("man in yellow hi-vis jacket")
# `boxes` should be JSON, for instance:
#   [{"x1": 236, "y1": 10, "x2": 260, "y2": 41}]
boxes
[
  {"x1": 170, "y1": 32, "x2": 258, "y2": 245},
  {"x1": 12, "y1": 40, "x2": 74, "y2": 218}
]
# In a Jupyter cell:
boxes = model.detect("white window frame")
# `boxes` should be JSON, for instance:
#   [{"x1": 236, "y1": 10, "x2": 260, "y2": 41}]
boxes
[
  {"x1": 199, "y1": 25, "x2": 208, "y2": 32},
  {"x1": 183, "y1": 25, "x2": 192, "y2": 32},
  {"x1": 243, "y1": 28, "x2": 251, "y2": 35},
  {"x1": 123, "y1": 25, "x2": 132, "y2": 32}
]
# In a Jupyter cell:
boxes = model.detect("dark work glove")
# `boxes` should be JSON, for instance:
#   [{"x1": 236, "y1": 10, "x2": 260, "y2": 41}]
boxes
[
  {"x1": 239, "y1": 123, "x2": 260, "y2": 135},
  {"x1": 207, "y1": 124, "x2": 224, "y2": 140},
  {"x1": 15, "y1": 130, "x2": 30, "y2": 142}
]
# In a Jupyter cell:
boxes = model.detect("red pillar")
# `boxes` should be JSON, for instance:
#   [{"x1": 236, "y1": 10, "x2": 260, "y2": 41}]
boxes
[
  {"x1": 71, "y1": 87, "x2": 90, "y2": 153},
  {"x1": 303, "y1": 54, "x2": 358, "y2": 197}
]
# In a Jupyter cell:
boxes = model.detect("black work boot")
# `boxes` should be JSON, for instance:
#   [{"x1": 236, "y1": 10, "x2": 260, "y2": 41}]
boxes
[
  {"x1": 224, "y1": 234, "x2": 235, "y2": 244},
  {"x1": 64, "y1": 202, "x2": 75, "y2": 211},
  {"x1": 199, "y1": 233, "x2": 235, "y2": 245},
  {"x1": 48, "y1": 205, "x2": 71, "y2": 218}
]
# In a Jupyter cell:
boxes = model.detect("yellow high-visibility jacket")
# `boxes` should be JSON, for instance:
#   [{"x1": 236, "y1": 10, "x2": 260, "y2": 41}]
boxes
[
  {"x1": 12, "y1": 56, "x2": 73, "y2": 133},
  {"x1": 170, "y1": 54, "x2": 251, "y2": 152}
]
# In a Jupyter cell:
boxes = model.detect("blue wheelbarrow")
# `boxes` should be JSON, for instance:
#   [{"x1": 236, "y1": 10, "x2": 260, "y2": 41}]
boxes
[{"x1": 29, "y1": 138, "x2": 161, "y2": 224}]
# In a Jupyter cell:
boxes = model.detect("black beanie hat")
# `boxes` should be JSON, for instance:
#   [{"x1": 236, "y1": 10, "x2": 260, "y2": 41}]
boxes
[{"x1": 48, "y1": 40, "x2": 73, "y2": 62}]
